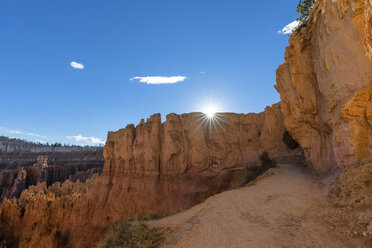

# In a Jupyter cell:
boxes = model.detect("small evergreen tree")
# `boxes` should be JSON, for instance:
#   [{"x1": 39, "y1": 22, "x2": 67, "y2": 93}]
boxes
[
  {"x1": 296, "y1": 0, "x2": 316, "y2": 24},
  {"x1": 259, "y1": 151, "x2": 277, "y2": 169}
]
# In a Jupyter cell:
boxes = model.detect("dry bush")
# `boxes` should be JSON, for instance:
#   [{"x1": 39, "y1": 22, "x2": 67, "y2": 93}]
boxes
[{"x1": 98, "y1": 220, "x2": 165, "y2": 248}]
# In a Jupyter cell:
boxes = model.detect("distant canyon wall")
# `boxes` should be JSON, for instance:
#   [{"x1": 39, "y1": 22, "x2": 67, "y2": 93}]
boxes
[
  {"x1": 276, "y1": 0, "x2": 372, "y2": 174},
  {"x1": 0, "y1": 137, "x2": 104, "y2": 170},
  {"x1": 0, "y1": 105, "x2": 304, "y2": 248},
  {"x1": 0, "y1": 162, "x2": 102, "y2": 201},
  {"x1": 0, "y1": 138, "x2": 104, "y2": 201}
]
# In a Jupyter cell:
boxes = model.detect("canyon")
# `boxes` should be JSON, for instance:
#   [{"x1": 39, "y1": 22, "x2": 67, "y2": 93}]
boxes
[
  {"x1": 0, "y1": 104, "x2": 304, "y2": 248},
  {"x1": 0, "y1": 137, "x2": 104, "y2": 170},
  {"x1": 0, "y1": 137, "x2": 104, "y2": 201},
  {"x1": 0, "y1": 0, "x2": 372, "y2": 247}
]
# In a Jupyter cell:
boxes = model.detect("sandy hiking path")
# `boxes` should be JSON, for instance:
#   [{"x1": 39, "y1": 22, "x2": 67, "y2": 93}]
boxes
[{"x1": 148, "y1": 164, "x2": 358, "y2": 248}]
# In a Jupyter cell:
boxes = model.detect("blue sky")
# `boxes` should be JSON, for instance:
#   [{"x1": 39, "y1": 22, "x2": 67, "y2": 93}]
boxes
[{"x1": 0, "y1": 0, "x2": 300, "y2": 145}]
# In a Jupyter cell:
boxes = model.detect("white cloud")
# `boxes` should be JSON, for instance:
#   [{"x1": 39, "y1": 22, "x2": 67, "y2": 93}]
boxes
[
  {"x1": 130, "y1": 76, "x2": 187, "y2": 85},
  {"x1": 8, "y1": 130, "x2": 22, "y2": 134},
  {"x1": 7, "y1": 130, "x2": 46, "y2": 138},
  {"x1": 26, "y1": 132, "x2": 46, "y2": 138},
  {"x1": 67, "y1": 135, "x2": 105, "y2": 145},
  {"x1": 70, "y1": 61, "x2": 85, "y2": 69},
  {"x1": 278, "y1": 20, "x2": 301, "y2": 35}
]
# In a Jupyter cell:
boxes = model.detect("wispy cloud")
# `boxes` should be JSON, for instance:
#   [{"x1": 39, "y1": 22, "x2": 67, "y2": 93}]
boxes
[
  {"x1": 70, "y1": 61, "x2": 85, "y2": 69},
  {"x1": 278, "y1": 20, "x2": 300, "y2": 35},
  {"x1": 7, "y1": 130, "x2": 46, "y2": 138},
  {"x1": 130, "y1": 76, "x2": 187, "y2": 85},
  {"x1": 8, "y1": 130, "x2": 22, "y2": 134},
  {"x1": 67, "y1": 135, "x2": 105, "y2": 145}
]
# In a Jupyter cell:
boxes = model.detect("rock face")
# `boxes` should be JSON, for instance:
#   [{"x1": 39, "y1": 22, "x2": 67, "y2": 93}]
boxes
[
  {"x1": 0, "y1": 155, "x2": 103, "y2": 201},
  {"x1": 0, "y1": 106, "x2": 304, "y2": 248},
  {"x1": 0, "y1": 168, "x2": 27, "y2": 201},
  {"x1": 104, "y1": 106, "x2": 299, "y2": 178},
  {"x1": 275, "y1": 0, "x2": 372, "y2": 174}
]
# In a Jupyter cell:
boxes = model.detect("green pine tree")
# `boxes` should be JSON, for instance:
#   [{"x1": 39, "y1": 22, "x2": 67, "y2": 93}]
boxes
[{"x1": 296, "y1": 0, "x2": 316, "y2": 24}]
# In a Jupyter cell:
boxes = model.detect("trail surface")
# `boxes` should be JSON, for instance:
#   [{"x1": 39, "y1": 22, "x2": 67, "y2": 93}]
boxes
[{"x1": 149, "y1": 164, "x2": 357, "y2": 248}]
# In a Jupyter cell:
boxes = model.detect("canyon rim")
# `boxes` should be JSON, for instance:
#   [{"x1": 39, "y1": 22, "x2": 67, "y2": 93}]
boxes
[{"x1": 0, "y1": 0, "x2": 372, "y2": 247}]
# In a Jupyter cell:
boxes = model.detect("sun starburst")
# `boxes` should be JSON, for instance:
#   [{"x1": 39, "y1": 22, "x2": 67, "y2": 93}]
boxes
[{"x1": 203, "y1": 105, "x2": 218, "y2": 118}]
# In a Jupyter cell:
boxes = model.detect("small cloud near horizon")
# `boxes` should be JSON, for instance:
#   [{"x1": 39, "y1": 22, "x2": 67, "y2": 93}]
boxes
[
  {"x1": 67, "y1": 135, "x2": 105, "y2": 145},
  {"x1": 130, "y1": 76, "x2": 187, "y2": 85},
  {"x1": 278, "y1": 20, "x2": 300, "y2": 35},
  {"x1": 70, "y1": 61, "x2": 85, "y2": 69},
  {"x1": 7, "y1": 130, "x2": 46, "y2": 138}
]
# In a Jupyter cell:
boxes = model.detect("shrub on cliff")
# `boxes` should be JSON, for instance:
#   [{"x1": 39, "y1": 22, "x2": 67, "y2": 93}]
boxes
[
  {"x1": 98, "y1": 220, "x2": 164, "y2": 248},
  {"x1": 244, "y1": 152, "x2": 276, "y2": 185},
  {"x1": 259, "y1": 151, "x2": 277, "y2": 170},
  {"x1": 296, "y1": 0, "x2": 316, "y2": 24}
]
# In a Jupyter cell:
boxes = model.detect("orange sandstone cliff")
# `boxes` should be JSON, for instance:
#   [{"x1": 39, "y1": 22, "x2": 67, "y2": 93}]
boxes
[
  {"x1": 2, "y1": 0, "x2": 372, "y2": 246},
  {"x1": 0, "y1": 105, "x2": 302, "y2": 248},
  {"x1": 275, "y1": 0, "x2": 372, "y2": 174}
]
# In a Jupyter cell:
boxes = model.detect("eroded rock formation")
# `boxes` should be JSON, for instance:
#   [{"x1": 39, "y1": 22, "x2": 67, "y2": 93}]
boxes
[
  {"x1": 0, "y1": 137, "x2": 104, "y2": 201},
  {"x1": 0, "y1": 106, "x2": 303, "y2": 248},
  {"x1": 0, "y1": 155, "x2": 103, "y2": 201},
  {"x1": 275, "y1": 0, "x2": 372, "y2": 174}
]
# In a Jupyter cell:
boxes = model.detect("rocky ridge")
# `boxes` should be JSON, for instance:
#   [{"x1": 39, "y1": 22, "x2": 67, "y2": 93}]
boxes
[{"x1": 0, "y1": 104, "x2": 303, "y2": 248}]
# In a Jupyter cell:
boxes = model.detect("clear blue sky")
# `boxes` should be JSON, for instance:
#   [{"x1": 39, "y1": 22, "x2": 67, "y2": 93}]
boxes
[{"x1": 0, "y1": 0, "x2": 300, "y2": 145}]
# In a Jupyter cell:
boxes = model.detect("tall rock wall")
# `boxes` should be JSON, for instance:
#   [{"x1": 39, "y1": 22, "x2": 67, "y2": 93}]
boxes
[
  {"x1": 275, "y1": 0, "x2": 372, "y2": 174},
  {"x1": 104, "y1": 105, "x2": 297, "y2": 178},
  {"x1": 0, "y1": 105, "x2": 304, "y2": 248}
]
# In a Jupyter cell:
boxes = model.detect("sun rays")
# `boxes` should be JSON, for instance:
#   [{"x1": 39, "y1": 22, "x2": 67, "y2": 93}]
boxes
[
  {"x1": 203, "y1": 105, "x2": 218, "y2": 118},
  {"x1": 189, "y1": 103, "x2": 228, "y2": 135}
]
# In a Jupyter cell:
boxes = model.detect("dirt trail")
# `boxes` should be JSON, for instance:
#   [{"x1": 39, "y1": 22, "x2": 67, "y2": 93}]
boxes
[{"x1": 148, "y1": 164, "x2": 358, "y2": 248}]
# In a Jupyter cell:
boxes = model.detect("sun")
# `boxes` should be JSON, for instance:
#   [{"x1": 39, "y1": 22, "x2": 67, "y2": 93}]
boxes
[{"x1": 203, "y1": 105, "x2": 218, "y2": 118}]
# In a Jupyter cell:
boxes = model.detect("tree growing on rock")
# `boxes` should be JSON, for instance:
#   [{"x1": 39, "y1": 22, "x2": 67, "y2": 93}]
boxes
[{"x1": 297, "y1": 0, "x2": 316, "y2": 24}]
